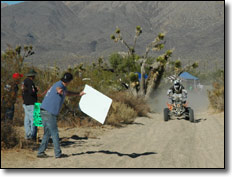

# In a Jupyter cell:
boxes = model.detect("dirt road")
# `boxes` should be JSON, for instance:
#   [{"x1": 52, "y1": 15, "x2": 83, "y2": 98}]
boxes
[{"x1": 1, "y1": 110, "x2": 224, "y2": 168}]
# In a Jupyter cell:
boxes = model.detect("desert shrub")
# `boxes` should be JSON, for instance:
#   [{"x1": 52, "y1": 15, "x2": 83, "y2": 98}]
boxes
[
  {"x1": 109, "y1": 53, "x2": 123, "y2": 72},
  {"x1": 104, "y1": 91, "x2": 150, "y2": 127},
  {"x1": 105, "y1": 101, "x2": 137, "y2": 127},
  {"x1": 81, "y1": 64, "x2": 122, "y2": 94},
  {"x1": 1, "y1": 123, "x2": 20, "y2": 149},
  {"x1": 17, "y1": 138, "x2": 39, "y2": 150},
  {"x1": 109, "y1": 53, "x2": 140, "y2": 73},
  {"x1": 12, "y1": 99, "x2": 24, "y2": 126},
  {"x1": 207, "y1": 70, "x2": 224, "y2": 112},
  {"x1": 57, "y1": 101, "x2": 102, "y2": 128},
  {"x1": 109, "y1": 91, "x2": 150, "y2": 117}
]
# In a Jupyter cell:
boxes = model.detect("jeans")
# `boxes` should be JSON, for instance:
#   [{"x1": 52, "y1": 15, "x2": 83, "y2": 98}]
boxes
[
  {"x1": 23, "y1": 104, "x2": 37, "y2": 140},
  {"x1": 37, "y1": 110, "x2": 62, "y2": 157}
]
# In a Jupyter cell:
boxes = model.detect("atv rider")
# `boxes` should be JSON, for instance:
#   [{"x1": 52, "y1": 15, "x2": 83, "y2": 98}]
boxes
[{"x1": 167, "y1": 79, "x2": 187, "y2": 104}]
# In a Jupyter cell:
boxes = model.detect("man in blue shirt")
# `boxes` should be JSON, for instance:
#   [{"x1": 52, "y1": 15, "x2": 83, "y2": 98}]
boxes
[{"x1": 37, "y1": 72, "x2": 85, "y2": 158}]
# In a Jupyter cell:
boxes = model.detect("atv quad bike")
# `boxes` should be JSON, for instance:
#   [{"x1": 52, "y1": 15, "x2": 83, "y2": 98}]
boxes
[{"x1": 164, "y1": 93, "x2": 194, "y2": 122}]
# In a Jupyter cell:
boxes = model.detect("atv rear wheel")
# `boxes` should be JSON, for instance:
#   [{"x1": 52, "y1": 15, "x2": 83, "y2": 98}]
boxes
[
  {"x1": 164, "y1": 108, "x2": 170, "y2": 121},
  {"x1": 188, "y1": 108, "x2": 194, "y2": 123}
]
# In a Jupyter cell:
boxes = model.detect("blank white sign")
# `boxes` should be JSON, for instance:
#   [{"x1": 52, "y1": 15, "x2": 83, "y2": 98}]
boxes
[{"x1": 79, "y1": 85, "x2": 112, "y2": 124}]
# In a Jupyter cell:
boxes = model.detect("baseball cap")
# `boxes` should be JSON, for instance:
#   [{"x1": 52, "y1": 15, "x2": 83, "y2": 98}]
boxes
[
  {"x1": 61, "y1": 72, "x2": 73, "y2": 83},
  {"x1": 25, "y1": 69, "x2": 37, "y2": 77}
]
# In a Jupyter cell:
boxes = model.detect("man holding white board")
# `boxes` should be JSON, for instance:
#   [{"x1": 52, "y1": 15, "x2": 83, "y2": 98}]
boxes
[
  {"x1": 37, "y1": 73, "x2": 112, "y2": 158},
  {"x1": 37, "y1": 73, "x2": 85, "y2": 158}
]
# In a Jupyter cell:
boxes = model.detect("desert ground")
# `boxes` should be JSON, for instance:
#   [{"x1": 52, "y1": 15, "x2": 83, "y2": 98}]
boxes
[{"x1": 1, "y1": 90, "x2": 224, "y2": 168}]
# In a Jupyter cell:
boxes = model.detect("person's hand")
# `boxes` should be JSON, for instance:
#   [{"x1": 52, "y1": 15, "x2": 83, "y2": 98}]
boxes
[
  {"x1": 56, "y1": 87, "x2": 63, "y2": 95},
  {"x1": 79, "y1": 91, "x2": 85, "y2": 96}
]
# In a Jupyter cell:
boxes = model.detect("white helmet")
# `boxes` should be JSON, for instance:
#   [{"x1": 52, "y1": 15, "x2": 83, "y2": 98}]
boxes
[
  {"x1": 174, "y1": 79, "x2": 180, "y2": 91},
  {"x1": 174, "y1": 79, "x2": 181, "y2": 85}
]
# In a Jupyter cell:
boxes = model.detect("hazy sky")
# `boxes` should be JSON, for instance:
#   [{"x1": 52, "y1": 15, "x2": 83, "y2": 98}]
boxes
[{"x1": 1, "y1": 1, "x2": 24, "y2": 5}]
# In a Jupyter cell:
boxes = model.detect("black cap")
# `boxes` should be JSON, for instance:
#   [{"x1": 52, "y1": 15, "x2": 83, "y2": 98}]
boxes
[
  {"x1": 26, "y1": 69, "x2": 37, "y2": 77},
  {"x1": 61, "y1": 72, "x2": 73, "y2": 83}
]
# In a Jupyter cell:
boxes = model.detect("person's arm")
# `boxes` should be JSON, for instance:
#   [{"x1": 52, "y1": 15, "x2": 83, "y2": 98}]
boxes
[
  {"x1": 182, "y1": 89, "x2": 187, "y2": 98},
  {"x1": 66, "y1": 90, "x2": 85, "y2": 97},
  {"x1": 167, "y1": 89, "x2": 172, "y2": 96},
  {"x1": 56, "y1": 87, "x2": 85, "y2": 97},
  {"x1": 40, "y1": 87, "x2": 49, "y2": 96}
]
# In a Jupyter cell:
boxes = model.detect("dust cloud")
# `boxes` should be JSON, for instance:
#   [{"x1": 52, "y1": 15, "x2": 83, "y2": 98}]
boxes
[{"x1": 148, "y1": 87, "x2": 210, "y2": 113}]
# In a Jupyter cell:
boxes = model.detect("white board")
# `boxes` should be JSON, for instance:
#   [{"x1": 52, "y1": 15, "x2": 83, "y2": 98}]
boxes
[{"x1": 79, "y1": 84, "x2": 112, "y2": 124}]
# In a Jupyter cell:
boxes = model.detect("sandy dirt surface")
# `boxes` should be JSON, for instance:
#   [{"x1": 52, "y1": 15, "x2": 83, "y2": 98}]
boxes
[
  {"x1": 1, "y1": 89, "x2": 224, "y2": 168},
  {"x1": 1, "y1": 110, "x2": 224, "y2": 168}
]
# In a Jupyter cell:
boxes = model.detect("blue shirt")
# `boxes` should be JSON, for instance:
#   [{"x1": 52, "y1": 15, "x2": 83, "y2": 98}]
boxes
[{"x1": 40, "y1": 81, "x2": 67, "y2": 116}]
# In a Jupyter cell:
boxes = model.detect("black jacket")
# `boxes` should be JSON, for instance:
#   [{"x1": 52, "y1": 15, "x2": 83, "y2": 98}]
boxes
[
  {"x1": 169, "y1": 84, "x2": 185, "y2": 94},
  {"x1": 22, "y1": 78, "x2": 38, "y2": 105}
]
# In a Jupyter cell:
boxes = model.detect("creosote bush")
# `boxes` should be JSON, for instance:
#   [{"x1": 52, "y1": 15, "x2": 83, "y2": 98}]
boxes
[
  {"x1": 105, "y1": 101, "x2": 137, "y2": 127},
  {"x1": 208, "y1": 83, "x2": 224, "y2": 112},
  {"x1": 105, "y1": 91, "x2": 150, "y2": 127},
  {"x1": 207, "y1": 70, "x2": 224, "y2": 112},
  {"x1": 110, "y1": 91, "x2": 150, "y2": 117},
  {"x1": 1, "y1": 123, "x2": 20, "y2": 149}
]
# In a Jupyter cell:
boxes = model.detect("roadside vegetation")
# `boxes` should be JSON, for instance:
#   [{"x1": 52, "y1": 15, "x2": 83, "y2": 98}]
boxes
[
  {"x1": 207, "y1": 70, "x2": 224, "y2": 112},
  {"x1": 1, "y1": 44, "x2": 150, "y2": 149}
]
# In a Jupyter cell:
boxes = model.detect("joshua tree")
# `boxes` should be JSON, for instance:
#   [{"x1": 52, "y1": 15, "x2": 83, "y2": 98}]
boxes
[
  {"x1": 111, "y1": 26, "x2": 142, "y2": 56},
  {"x1": 111, "y1": 26, "x2": 173, "y2": 100},
  {"x1": 1, "y1": 45, "x2": 34, "y2": 83}
]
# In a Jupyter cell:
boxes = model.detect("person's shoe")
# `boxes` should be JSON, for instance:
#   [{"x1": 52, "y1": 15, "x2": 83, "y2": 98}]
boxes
[
  {"x1": 37, "y1": 152, "x2": 49, "y2": 158},
  {"x1": 56, "y1": 154, "x2": 69, "y2": 158}
]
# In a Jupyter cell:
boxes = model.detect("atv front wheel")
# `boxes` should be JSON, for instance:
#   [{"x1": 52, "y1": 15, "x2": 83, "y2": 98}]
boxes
[
  {"x1": 164, "y1": 108, "x2": 170, "y2": 121},
  {"x1": 188, "y1": 108, "x2": 194, "y2": 123}
]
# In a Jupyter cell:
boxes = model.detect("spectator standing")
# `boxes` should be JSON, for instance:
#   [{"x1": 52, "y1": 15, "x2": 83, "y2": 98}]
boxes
[
  {"x1": 22, "y1": 69, "x2": 38, "y2": 141},
  {"x1": 1, "y1": 73, "x2": 23, "y2": 123},
  {"x1": 37, "y1": 72, "x2": 85, "y2": 158}
]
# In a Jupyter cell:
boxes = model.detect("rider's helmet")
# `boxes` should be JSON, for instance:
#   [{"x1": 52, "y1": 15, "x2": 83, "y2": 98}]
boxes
[{"x1": 173, "y1": 79, "x2": 181, "y2": 91}]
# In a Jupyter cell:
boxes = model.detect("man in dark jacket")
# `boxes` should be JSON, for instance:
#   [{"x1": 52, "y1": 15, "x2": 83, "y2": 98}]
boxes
[{"x1": 22, "y1": 69, "x2": 38, "y2": 140}]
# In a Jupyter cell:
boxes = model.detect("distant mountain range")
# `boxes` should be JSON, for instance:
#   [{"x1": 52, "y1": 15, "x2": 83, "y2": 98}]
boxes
[
  {"x1": 1, "y1": 3, "x2": 8, "y2": 8},
  {"x1": 1, "y1": 1, "x2": 224, "y2": 69}
]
